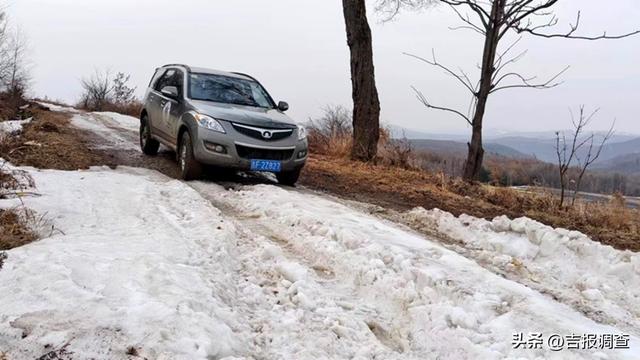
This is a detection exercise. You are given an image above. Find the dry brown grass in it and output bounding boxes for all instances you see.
[0,208,37,250]
[102,100,142,118]
[301,154,640,251]
[308,126,416,169]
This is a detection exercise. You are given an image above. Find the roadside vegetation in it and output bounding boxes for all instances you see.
[0,7,42,253]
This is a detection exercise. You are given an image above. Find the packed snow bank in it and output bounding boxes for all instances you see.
[403,208,640,334]
[0,167,251,359]
[193,183,640,359]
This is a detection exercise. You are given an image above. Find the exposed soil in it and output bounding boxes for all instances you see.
[300,155,514,218]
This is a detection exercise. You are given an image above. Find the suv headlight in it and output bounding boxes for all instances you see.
[297,125,307,140]
[194,113,225,133]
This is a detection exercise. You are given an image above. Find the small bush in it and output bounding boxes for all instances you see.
[307,105,353,157]
[307,104,416,168]
[78,70,141,117]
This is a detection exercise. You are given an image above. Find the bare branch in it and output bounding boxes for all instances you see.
[404,50,477,94]
[490,65,569,93]
[515,11,640,40]
[411,86,472,125]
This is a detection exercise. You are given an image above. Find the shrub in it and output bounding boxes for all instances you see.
[78,70,141,116]
[307,104,416,168]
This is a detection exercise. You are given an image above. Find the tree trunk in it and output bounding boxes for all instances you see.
[342,0,381,161]
[462,0,505,181]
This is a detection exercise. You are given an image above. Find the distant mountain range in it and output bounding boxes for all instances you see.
[391,125,640,173]
[408,139,532,159]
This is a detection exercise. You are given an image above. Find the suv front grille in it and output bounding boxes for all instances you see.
[232,123,294,141]
[236,144,294,161]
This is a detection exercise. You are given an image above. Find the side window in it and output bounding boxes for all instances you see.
[153,69,184,96]
[154,69,175,92]
[167,69,184,95]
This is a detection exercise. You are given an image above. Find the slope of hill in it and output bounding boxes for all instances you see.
[597,138,640,163]
[408,139,531,159]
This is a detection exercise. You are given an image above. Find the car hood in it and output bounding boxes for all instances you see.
[190,100,297,129]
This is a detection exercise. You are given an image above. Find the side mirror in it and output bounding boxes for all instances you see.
[161,86,179,99]
[277,101,289,112]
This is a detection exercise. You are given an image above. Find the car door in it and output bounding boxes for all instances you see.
[149,69,174,140]
[162,69,186,145]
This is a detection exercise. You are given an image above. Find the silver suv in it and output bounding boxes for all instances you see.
[140,64,308,185]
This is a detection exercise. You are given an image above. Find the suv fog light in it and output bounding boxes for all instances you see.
[204,141,227,154]
[297,150,307,159]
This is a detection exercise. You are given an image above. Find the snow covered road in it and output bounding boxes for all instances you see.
[1,108,639,359]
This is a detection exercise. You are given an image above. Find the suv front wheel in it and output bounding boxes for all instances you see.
[140,116,160,155]
[276,168,302,186]
[178,131,203,181]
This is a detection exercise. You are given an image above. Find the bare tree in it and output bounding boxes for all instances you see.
[342,0,381,161]
[555,106,613,208]
[3,28,30,111]
[80,69,112,111]
[571,119,614,206]
[378,0,639,181]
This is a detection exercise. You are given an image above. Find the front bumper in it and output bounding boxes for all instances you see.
[191,124,308,172]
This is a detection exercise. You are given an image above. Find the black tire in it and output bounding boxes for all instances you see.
[178,131,202,181]
[276,168,302,186]
[140,116,160,156]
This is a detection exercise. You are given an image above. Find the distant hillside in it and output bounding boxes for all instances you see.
[596,138,640,163]
[592,152,640,175]
[408,139,531,159]
[489,136,557,162]
[388,125,468,141]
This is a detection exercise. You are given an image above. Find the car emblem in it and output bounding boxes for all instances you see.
[262,131,273,139]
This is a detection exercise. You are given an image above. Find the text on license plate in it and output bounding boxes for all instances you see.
[250,159,282,172]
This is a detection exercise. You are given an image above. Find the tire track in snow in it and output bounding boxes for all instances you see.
[191,181,408,358]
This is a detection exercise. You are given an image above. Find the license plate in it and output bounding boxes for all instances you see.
[250,159,282,173]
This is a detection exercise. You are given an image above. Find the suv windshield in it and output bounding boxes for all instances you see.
[189,73,274,108]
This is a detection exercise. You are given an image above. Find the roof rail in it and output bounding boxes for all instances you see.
[231,72,258,81]
[161,63,191,72]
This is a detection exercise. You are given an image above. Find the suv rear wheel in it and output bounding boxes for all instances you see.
[140,116,160,155]
[276,168,302,186]
[178,131,203,181]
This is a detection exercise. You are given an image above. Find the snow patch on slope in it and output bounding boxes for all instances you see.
[93,111,139,132]
[0,118,32,137]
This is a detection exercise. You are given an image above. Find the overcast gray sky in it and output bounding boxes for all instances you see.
[10,0,640,135]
